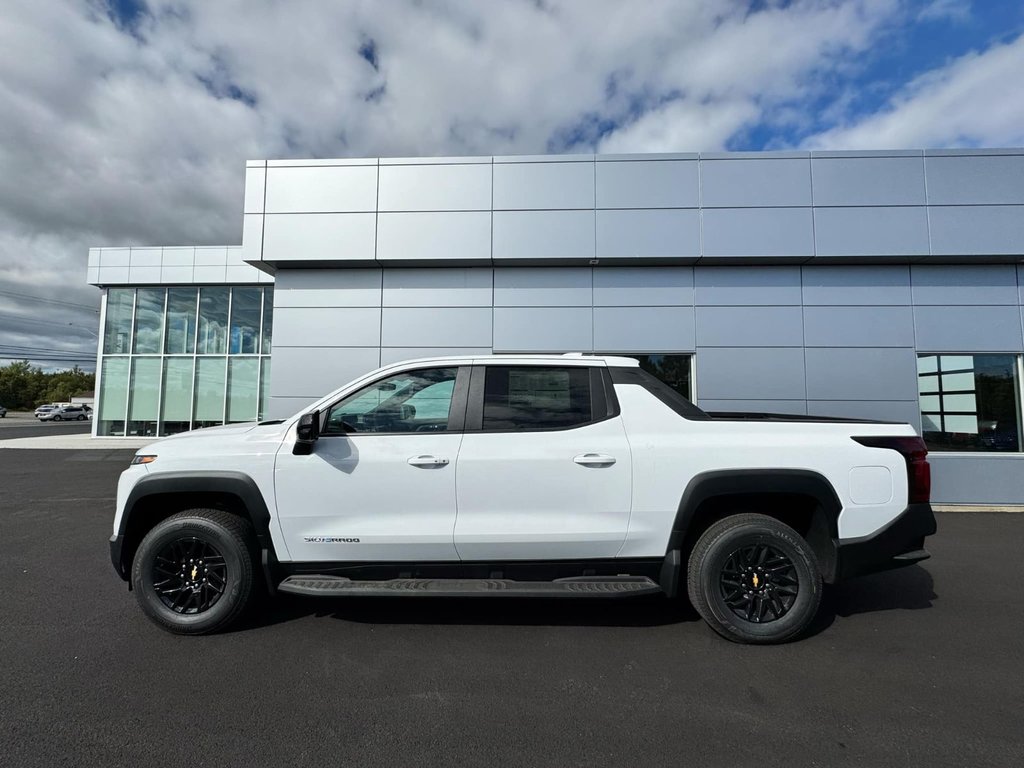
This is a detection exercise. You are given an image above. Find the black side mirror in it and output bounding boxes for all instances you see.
[293,410,320,455]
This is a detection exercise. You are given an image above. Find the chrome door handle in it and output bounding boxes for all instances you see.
[573,453,616,466]
[408,455,450,467]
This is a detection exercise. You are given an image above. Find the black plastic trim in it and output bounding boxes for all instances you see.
[608,366,710,421]
[112,471,276,583]
[836,503,936,580]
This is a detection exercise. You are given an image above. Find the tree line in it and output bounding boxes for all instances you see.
[0,361,95,410]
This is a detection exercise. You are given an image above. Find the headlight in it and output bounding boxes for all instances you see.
[131,455,157,466]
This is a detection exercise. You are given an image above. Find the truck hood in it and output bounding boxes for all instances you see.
[133,420,291,456]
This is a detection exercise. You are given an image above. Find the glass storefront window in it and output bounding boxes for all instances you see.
[918,354,1023,452]
[198,286,229,354]
[229,287,262,354]
[97,285,273,436]
[165,288,198,354]
[227,358,259,422]
[601,353,694,400]
[160,358,194,436]
[97,356,130,436]
[103,289,134,354]
[133,288,165,354]
[127,357,161,437]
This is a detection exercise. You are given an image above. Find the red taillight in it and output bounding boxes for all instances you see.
[852,436,931,504]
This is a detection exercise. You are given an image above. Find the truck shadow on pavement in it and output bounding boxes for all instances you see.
[241,564,936,633]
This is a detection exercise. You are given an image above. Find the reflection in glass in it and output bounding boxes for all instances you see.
[127,357,161,437]
[261,288,274,354]
[194,357,227,428]
[197,287,229,354]
[227,358,259,422]
[161,358,194,435]
[631,354,692,400]
[132,288,165,354]
[918,354,1021,452]
[164,287,197,354]
[482,366,590,430]
[229,287,261,354]
[325,368,458,434]
[103,289,135,354]
[98,357,130,436]
[259,358,271,421]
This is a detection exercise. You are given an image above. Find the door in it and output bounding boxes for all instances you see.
[274,365,468,562]
[454,364,632,560]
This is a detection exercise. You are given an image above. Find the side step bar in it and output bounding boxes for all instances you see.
[277,575,663,598]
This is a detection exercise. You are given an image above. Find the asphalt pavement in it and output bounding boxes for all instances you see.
[1,448,1022,767]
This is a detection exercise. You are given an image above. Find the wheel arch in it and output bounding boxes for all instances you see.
[113,472,275,588]
[668,470,842,585]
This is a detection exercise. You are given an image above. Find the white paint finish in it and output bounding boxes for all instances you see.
[493,267,592,306]
[700,158,811,207]
[813,206,930,257]
[595,159,699,208]
[596,208,701,260]
[382,268,491,307]
[194,246,229,265]
[241,213,263,265]
[275,268,382,307]
[226,265,263,283]
[454,417,632,559]
[696,306,803,347]
[696,347,807,399]
[127,265,161,283]
[88,249,100,268]
[264,165,378,213]
[380,347,492,365]
[914,305,1024,352]
[272,307,382,347]
[493,161,594,210]
[193,265,227,283]
[267,158,377,167]
[380,307,492,347]
[849,466,893,505]
[593,267,694,306]
[262,213,376,264]
[86,266,100,285]
[803,306,915,347]
[910,264,1019,306]
[695,266,803,306]
[128,247,162,267]
[492,307,593,352]
[275,432,464,561]
[492,210,595,261]
[593,306,695,351]
[269,347,381,398]
[226,246,248,265]
[801,265,911,306]
[701,208,815,258]
[376,212,491,262]
[378,163,492,211]
[160,266,194,284]
[811,156,926,206]
[244,165,266,213]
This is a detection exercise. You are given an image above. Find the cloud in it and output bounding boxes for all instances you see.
[917,0,971,23]
[803,33,1024,149]
[0,0,1017,369]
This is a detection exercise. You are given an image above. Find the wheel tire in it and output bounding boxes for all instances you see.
[132,509,256,635]
[53,415,62,421]
[77,415,86,421]
[687,513,822,645]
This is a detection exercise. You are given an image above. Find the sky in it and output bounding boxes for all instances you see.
[1,0,1023,372]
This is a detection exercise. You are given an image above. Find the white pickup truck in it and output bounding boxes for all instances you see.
[110,354,935,643]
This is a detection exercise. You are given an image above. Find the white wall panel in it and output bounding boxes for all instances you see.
[376,212,491,263]
[269,347,381,399]
[383,268,491,307]
[593,307,695,351]
[493,307,593,352]
[264,165,377,213]
[494,267,591,306]
[493,161,594,209]
[378,163,491,211]
[596,160,698,208]
[492,210,595,261]
[272,307,381,347]
[381,307,492,347]
[262,213,376,264]
[593,267,694,306]
[596,209,700,261]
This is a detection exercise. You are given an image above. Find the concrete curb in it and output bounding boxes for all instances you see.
[0,434,154,450]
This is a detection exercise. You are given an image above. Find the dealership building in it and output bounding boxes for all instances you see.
[87,148,1024,504]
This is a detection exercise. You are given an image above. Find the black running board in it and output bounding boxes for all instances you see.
[277,574,663,598]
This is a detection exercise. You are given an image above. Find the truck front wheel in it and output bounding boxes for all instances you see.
[132,509,256,635]
[687,513,822,644]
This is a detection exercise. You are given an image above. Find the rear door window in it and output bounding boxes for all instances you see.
[481,366,594,431]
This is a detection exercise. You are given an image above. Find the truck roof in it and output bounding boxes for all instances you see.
[380,353,643,369]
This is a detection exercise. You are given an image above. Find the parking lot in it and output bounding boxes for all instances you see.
[1,447,1022,767]
[0,411,92,440]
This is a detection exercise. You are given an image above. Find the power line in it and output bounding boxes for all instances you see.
[0,290,99,313]
[0,311,100,333]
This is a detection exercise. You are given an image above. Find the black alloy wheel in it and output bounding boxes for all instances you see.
[132,509,256,635]
[687,513,822,644]
[152,537,228,615]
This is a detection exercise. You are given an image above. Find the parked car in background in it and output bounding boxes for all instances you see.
[34,404,59,419]
[39,405,89,421]
[0,404,7,418]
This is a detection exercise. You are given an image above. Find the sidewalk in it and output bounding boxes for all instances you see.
[0,432,155,449]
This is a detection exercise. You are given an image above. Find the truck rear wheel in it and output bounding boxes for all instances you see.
[687,513,822,644]
[132,509,256,635]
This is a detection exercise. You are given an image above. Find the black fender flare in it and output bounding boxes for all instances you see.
[667,469,843,553]
[112,471,276,585]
